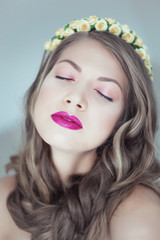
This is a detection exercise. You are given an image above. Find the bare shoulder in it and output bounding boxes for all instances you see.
[0,176,17,238]
[0,176,18,235]
[0,176,17,211]
[0,175,16,195]
[0,176,30,239]
[109,185,160,240]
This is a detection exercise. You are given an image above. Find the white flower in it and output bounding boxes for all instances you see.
[142,44,148,51]
[132,30,136,35]
[121,24,130,33]
[122,32,135,43]
[145,54,151,66]
[88,16,98,25]
[133,37,143,47]
[150,74,153,81]
[69,20,80,29]
[55,28,64,38]
[145,63,152,76]
[135,48,147,60]
[95,19,108,31]
[77,19,90,32]
[52,38,62,49]
[63,28,75,38]
[109,24,122,36]
[105,18,116,24]
[44,40,54,51]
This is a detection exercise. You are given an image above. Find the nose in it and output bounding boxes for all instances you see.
[63,89,88,111]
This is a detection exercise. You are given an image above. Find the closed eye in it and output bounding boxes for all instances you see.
[96,90,113,102]
[55,75,74,81]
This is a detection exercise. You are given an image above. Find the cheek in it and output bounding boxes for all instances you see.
[36,86,52,106]
[93,103,124,133]
[33,87,53,126]
[34,83,58,113]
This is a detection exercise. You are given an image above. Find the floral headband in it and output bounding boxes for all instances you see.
[44,16,153,80]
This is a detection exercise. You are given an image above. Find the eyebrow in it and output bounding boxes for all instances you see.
[57,59,123,93]
[97,77,123,93]
[57,59,82,72]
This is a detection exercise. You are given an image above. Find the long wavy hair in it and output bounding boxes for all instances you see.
[7,31,160,240]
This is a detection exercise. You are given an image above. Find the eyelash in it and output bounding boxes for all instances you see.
[56,75,113,102]
[96,90,113,102]
[55,75,74,81]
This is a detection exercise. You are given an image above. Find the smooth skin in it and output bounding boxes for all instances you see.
[0,39,160,239]
[33,39,127,181]
[0,177,30,240]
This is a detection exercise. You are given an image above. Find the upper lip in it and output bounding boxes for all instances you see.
[51,111,83,128]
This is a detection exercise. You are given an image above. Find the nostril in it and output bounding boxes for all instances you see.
[64,99,83,109]
[77,104,82,108]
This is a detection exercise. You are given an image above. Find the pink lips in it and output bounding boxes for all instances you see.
[51,111,83,130]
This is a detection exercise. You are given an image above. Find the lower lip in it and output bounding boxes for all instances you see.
[51,115,82,130]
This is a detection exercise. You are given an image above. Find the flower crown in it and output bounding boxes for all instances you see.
[44,16,153,80]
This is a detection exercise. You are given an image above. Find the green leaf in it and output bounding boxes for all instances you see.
[64,24,69,30]
[90,24,95,28]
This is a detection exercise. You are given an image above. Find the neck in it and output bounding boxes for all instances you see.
[51,147,97,182]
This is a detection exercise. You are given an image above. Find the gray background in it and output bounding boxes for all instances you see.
[0,0,160,177]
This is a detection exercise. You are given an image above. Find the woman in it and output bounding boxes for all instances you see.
[0,16,160,240]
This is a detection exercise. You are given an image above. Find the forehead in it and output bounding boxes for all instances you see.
[57,38,124,71]
[58,38,115,62]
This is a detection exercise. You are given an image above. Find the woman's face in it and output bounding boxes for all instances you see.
[33,38,127,153]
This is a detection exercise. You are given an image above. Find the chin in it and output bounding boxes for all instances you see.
[43,133,77,150]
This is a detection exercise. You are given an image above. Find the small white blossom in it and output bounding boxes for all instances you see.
[63,28,75,38]
[109,24,122,36]
[145,54,151,66]
[88,16,98,25]
[52,39,62,49]
[145,62,153,79]
[105,18,115,24]
[44,40,54,51]
[122,32,135,43]
[135,48,147,60]
[77,19,90,32]
[69,20,80,29]
[121,24,130,33]
[142,44,148,51]
[55,28,64,38]
[95,19,108,31]
[133,37,143,47]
